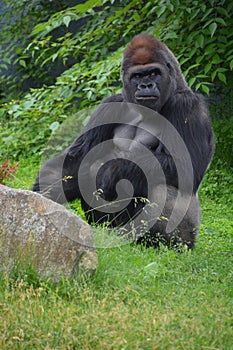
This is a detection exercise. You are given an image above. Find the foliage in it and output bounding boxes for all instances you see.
[0,160,19,184]
[212,116,233,169]
[0,0,233,161]
[27,0,233,91]
[201,162,233,205]
[0,87,73,159]
[155,0,233,93]
[1,0,232,97]
[200,113,233,204]
[0,0,75,96]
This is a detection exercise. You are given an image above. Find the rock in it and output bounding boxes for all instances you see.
[0,185,98,282]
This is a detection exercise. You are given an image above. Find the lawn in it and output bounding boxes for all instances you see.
[0,156,232,349]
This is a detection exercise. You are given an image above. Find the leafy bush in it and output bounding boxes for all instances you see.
[0,84,75,159]
[1,0,232,97]
[212,117,233,169]
[0,0,76,95]
[200,112,233,204]
[201,162,233,205]
[29,0,233,89]
[0,0,232,164]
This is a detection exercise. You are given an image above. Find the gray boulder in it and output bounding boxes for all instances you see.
[0,185,98,282]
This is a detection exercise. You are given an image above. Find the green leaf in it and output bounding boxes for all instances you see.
[49,121,60,133]
[19,60,26,68]
[52,53,58,62]
[196,34,204,48]
[216,7,228,17]
[87,90,93,100]
[204,63,212,74]
[32,23,47,35]
[201,8,213,21]
[156,5,166,17]
[215,18,226,26]
[23,100,34,109]
[196,56,204,64]
[63,16,71,28]
[200,4,206,12]
[230,59,233,70]
[195,82,201,91]
[133,13,140,21]
[201,84,210,94]
[11,104,20,113]
[211,70,217,81]
[205,44,216,55]
[188,77,196,87]
[212,54,223,64]
[218,72,227,84]
[209,22,217,37]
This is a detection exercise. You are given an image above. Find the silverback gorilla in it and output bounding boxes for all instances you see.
[33,34,215,248]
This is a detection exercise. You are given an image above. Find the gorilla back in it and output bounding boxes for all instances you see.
[33,34,215,249]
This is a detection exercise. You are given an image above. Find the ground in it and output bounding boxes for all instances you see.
[0,156,232,349]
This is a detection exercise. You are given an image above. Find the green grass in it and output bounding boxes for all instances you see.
[0,157,232,349]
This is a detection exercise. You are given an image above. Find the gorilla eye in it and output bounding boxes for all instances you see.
[149,69,161,77]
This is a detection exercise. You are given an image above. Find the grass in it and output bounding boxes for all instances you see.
[0,157,232,349]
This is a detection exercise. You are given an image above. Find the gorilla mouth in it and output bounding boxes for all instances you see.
[136,95,159,100]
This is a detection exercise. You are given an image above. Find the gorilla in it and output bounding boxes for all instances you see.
[33,34,215,248]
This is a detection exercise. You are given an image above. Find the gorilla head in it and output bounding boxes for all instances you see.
[122,34,189,111]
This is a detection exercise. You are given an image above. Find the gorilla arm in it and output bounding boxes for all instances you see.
[33,94,123,203]
[67,94,123,159]
[161,91,215,193]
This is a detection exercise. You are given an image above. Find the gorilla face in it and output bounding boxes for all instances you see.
[123,63,173,111]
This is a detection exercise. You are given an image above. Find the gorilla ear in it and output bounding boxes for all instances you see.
[166,62,172,70]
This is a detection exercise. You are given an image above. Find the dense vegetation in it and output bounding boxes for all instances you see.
[0,1,232,349]
[1,0,233,160]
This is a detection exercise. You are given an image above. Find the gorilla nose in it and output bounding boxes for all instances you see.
[138,82,156,90]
